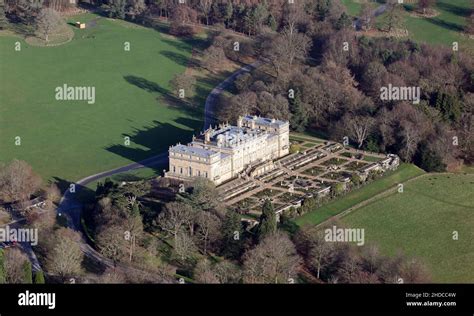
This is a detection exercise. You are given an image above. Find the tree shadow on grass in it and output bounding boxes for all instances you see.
[105,118,201,173]
[6,19,35,37]
[123,75,202,118]
[436,2,472,18]
[160,50,198,68]
[159,32,211,52]
[124,75,167,94]
[53,177,96,207]
[425,16,465,33]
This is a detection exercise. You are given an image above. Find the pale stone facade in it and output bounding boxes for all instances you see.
[165,116,290,185]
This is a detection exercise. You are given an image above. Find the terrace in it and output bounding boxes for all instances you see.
[218,135,400,223]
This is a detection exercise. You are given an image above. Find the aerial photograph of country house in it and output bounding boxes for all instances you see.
[0,0,473,285]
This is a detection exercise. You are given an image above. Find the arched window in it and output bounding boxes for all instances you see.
[189,166,192,176]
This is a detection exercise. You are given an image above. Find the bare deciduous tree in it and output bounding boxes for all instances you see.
[195,211,221,253]
[4,248,28,284]
[293,224,338,281]
[42,183,61,204]
[197,0,212,25]
[418,0,435,15]
[308,231,336,279]
[399,258,432,283]
[169,73,196,99]
[466,12,474,35]
[194,259,219,284]
[36,8,62,42]
[47,228,83,279]
[399,120,422,161]
[214,260,241,284]
[123,213,143,262]
[341,113,375,148]
[200,45,226,73]
[174,229,196,261]
[156,202,193,245]
[0,160,42,203]
[283,0,306,31]
[96,224,128,264]
[97,268,126,284]
[360,3,373,31]
[264,24,311,79]
[243,232,301,284]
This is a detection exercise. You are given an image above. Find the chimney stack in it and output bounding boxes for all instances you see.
[237,116,243,128]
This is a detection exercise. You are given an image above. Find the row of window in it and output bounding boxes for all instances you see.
[172,165,208,178]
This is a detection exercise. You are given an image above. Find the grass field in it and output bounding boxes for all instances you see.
[0,13,204,182]
[341,0,380,17]
[403,0,472,49]
[294,164,425,226]
[342,0,473,51]
[342,173,474,282]
[341,0,365,17]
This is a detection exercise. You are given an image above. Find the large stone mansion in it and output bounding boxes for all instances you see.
[165,115,290,185]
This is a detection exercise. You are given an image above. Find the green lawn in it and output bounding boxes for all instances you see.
[342,0,473,51]
[342,173,474,282]
[0,13,203,183]
[289,132,325,143]
[403,0,473,50]
[341,0,364,17]
[363,155,382,162]
[341,0,380,17]
[295,164,425,226]
[84,166,163,192]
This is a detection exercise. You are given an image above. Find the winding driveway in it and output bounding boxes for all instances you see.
[56,60,262,270]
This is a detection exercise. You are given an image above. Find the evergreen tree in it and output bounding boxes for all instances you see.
[385,2,404,32]
[268,14,277,31]
[435,91,462,122]
[109,0,127,19]
[0,0,8,30]
[95,178,118,199]
[243,8,254,36]
[253,3,269,33]
[331,183,345,197]
[335,12,351,30]
[257,199,276,241]
[221,210,243,258]
[415,143,446,172]
[34,271,45,284]
[315,0,331,21]
[224,1,233,28]
[289,91,308,132]
[22,261,32,284]
[0,249,6,284]
[211,2,222,23]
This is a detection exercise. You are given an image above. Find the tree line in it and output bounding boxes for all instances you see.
[208,0,473,171]
[85,176,431,284]
[0,159,433,284]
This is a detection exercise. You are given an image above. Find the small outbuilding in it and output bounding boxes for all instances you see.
[75,22,86,29]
